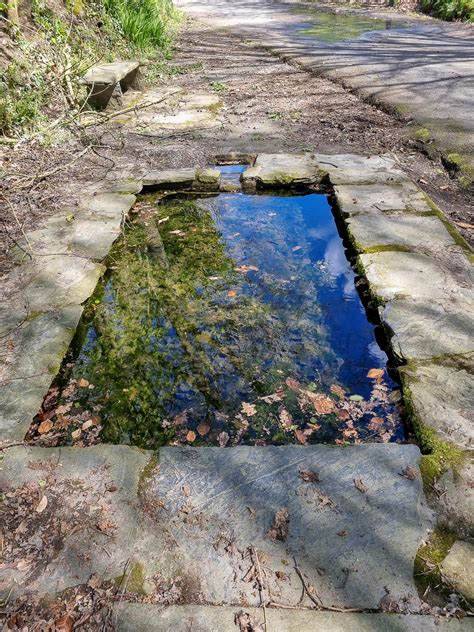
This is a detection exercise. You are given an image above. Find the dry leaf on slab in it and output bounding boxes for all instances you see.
[36,495,48,513]
[235,611,265,632]
[400,465,417,480]
[354,478,368,493]
[266,508,289,542]
[299,470,320,483]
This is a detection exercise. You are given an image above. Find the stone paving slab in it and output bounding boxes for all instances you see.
[78,192,137,219]
[345,214,456,252]
[0,445,159,599]
[113,603,473,631]
[380,298,474,363]
[334,182,433,216]
[242,153,327,188]
[315,153,410,185]
[441,540,474,601]
[142,168,197,190]
[400,361,474,451]
[358,250,472,303]
[142,445,428,610]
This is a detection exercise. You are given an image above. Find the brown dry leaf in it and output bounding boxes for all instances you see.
[78,378,90,388]
[186,430,196,443]
[241,402,257,417]
[306,392,335,415]
[16,559,31,572]
[38,419,53,434]
[235,610,265,632]
[54,615,74,632]
[235,265,259,273]
[336,409,350,421]
[96,520,116,533]
[455,221,474,230]
[368,416,384,431]
[279,408,293,430]
[330,384,345,398]
[71,429,81,440]
[292,245,302,252]
[36,495,48,513]
[401,465,417,481]
[337,529,348,537]
[294,429,307,444]
[299,470,320,483]
[266,508,289,542]
[285,377,300,392]
[367,368,384,380]
[354,478,368,493]
[182,484,191,497]
[56,414,71,429]
[82,419,93,431]
[54,402,72,415]
[227,290,237,298]
[342,427,358,439]
[197,422,210,436]
[217,431,230,447]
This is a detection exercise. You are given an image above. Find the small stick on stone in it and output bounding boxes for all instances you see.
[293,555,323,608]
[251,546,269,631]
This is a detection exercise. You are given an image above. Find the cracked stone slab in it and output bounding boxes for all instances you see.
[19,255,105,311]
[400,361,474,450]
[241,153,327,188]
[358,250,472,303]
[315,153,410,185]
[441,540,474,601]
[78,192,137,219]
[0,445,160,599]
[334,182,433,216]
[142,445,427,610]
[380,298,474,363]
[113,604,474,632]
[345,213,456,252]
[435,456,474,537]
[142,168,197,190]
[134,109,220,130]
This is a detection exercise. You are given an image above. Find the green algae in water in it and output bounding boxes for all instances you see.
[292,10,407,43]
[53,192,403,448]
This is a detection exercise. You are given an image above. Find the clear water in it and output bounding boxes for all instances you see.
[36,191,403,448]
[292,9,408,43]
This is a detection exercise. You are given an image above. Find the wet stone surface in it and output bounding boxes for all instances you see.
[30,191,404,449]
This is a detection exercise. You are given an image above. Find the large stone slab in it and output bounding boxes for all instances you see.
[358,250,472,303]
[142,168,197,190]
[0,445,160,598]
[19,255,105,311]
[345,213,455,252]
[334,182,433,216]
[78,192,137,219]
[381,298,474,363]
[114,604,472,632]
[82,61,140,86]
[441,540,474,601]
[400,360,474,450]
[242,154,327,189]
[142,445,428,610]
[315,153,409,185]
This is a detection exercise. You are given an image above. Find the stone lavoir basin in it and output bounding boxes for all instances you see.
[28,165,405,450]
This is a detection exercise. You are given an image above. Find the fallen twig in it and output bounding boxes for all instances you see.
[251,546,269,631]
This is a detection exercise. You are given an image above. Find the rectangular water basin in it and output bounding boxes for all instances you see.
[30,186,404,448]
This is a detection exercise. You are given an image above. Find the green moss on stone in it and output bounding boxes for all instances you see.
[138,454,159,496]
[115,562,146,594]
[414,527,456,597]
[412,127,431,143]
[422,194,472,254]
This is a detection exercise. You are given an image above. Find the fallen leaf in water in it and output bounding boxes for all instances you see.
[266,508,289,541]
[38,420,53,434]
[82,419,93,431]
[292,245,302,252]
[259,390,284,404]
[304,392,335,415]
[217,431,229,447]
[235,265,259,273]
[330,384,345,398]
[367,368,384,380]
[354,478,368,493]
[368,416,384,431]
[268,212,277,217]
[349,394,364,402]
[400,465,417,480]
[241,402,257,417]
[169,229,186,236]
[186,430,196,443]
[279,408,293,430]
[294,429,307,444]
[71,429,81,440]
[78,378,89,388]
[299,470,320,483]
[336,409,350,421]
[197,422,210,436]
[227,290,237,298]
[285,377,301,392]
[157,216,170,224]
[36,495,48,513]
[342,427,358,439]
[54,402,72,415]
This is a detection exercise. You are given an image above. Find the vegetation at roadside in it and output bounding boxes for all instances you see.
[419,0,473,22]
[0,0,180,139]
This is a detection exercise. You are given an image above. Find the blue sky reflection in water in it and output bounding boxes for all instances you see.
[57,190,403,448]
